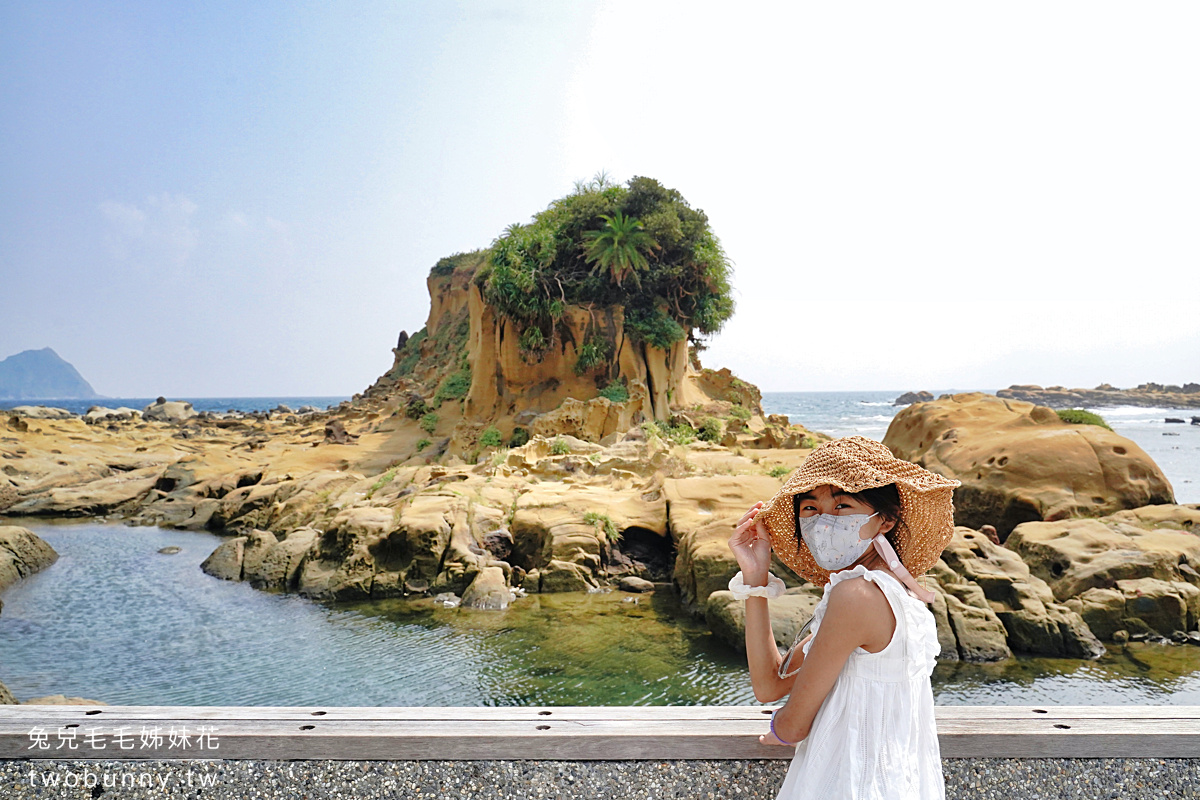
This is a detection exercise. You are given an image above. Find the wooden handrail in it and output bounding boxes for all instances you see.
[2,706,1198,760]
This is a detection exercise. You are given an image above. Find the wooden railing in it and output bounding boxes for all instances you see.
[2,705,1198,760]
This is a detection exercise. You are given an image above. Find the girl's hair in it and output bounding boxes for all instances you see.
[792,483,907,554]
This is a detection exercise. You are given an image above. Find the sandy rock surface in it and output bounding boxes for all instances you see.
[884,392,1174,537]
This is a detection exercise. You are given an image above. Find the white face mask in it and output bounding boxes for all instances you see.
[799,512,878,570]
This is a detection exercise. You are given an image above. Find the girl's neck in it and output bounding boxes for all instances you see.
[840,540,895,579]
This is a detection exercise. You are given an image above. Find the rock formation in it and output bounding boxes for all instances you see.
[1007,504,1200,641]
[883,392,1174,538]
[997,382,1200,409]
[0,526,58,593]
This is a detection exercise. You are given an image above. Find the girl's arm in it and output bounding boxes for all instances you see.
[730,505,796,702]
[762,576,896,745]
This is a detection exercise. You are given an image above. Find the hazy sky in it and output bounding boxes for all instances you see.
[2,1,1197,397]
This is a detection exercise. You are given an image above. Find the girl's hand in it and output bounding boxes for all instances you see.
[728,502,772,584]
[759,729,796,747]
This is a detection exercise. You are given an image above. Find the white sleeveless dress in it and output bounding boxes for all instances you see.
[775,565,944,800]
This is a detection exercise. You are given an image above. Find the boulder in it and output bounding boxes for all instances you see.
[0,680,15,705]
[539,559,597,592]
[938,585,1012,662]
[667,475,788,608]
[83,406,140,424]
[200,536,246,581]
[529,397,639,443]
[9,406,73,419]
[142,399,198,423]
[938,527,1103,658]
[461,566,515,610]
[247,528,319,591]
[705,588,823,652]
[883,392,1174,537]
[619,576,655,593]
[0,526,58,592]
[894,391,934,406]
[1005,505,1200,601]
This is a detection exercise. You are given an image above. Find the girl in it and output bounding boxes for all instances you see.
[727,436,959,799]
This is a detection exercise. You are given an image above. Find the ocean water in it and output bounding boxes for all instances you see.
[0,396,351,415]
[761,391,1200,504]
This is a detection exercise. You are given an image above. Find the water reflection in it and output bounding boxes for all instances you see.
[2,521,1200,706]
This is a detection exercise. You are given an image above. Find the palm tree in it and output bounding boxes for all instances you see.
[583,212,658,288]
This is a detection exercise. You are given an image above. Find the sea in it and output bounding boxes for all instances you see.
[760,390,1200,505]
[0,396,351,416]
[1,391,1196,503]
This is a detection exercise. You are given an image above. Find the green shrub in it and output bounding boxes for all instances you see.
[475,175,734,356]
[518,325,547,356]
[508,427,530,447]
[625,305,686,350]
[584,511,620,542]
[550,437,571,456]
[392,328,427,377]
[434,367,472,405]
[429,249,486,278]
[729,405,751,421]
[697,417,722,442]
[1056,409,1113,430]
[766,465,790,478]
[416,438,432,452]
[479,426,503,448]
[652,419,695,446]
[405,397,429,420]
[598,381,629,403]
[419,412,439,434]
[367,469,396,498]
[573,334,612,375]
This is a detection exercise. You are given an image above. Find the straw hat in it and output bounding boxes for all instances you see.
[757,436,961,586]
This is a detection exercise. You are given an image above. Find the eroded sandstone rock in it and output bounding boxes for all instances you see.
[667,475,788,609]
[705,587,822,652]
[0,526,58,592]
[884,392,1174,537]
[938,527,1103,658]
[1009,505,1200,640]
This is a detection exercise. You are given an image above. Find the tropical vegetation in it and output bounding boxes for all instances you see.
[474,174,735,356]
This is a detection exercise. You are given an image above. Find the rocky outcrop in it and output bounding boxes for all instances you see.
[8,406,74,419]
[883,392,1174,538]
[6,465,166,517]
[894,391,934,406]
[998,383,1200,409]
[1007,504,1200,641]
[0,680,15,704]
[0,526,58,593]
[668,475,791,609]
[705,586,823,652]
[937,527,1103,658]
[142,399,198,423]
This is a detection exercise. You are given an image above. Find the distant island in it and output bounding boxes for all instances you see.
[0,348,100,400]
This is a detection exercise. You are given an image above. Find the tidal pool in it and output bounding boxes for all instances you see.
[2,521,1199,706]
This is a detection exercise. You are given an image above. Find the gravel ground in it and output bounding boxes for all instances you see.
[0,759,1197,799]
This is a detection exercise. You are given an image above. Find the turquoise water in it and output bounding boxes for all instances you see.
[2,522,1200,706]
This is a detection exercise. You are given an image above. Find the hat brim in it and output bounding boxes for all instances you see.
[757,436,960,585]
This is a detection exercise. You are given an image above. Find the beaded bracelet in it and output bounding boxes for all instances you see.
[769,708,797,746]
[727,571,786,600]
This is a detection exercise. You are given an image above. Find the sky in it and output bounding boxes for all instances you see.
[2,1,1197,397]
